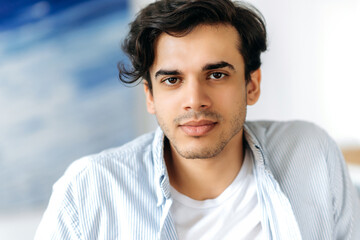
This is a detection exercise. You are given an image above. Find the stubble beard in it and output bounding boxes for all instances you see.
[156,106,247,160]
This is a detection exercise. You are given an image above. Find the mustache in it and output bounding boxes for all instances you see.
[174,110,223,125]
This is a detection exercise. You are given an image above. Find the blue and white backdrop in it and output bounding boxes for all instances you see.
[0,0,141,225]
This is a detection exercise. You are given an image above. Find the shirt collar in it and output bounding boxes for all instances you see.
[151,123,302,239]
[243,122,268,167]
[152,127,171,207]
[243,122,303,239]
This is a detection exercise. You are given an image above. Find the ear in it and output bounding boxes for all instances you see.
[144,82,155,114]
[246,68,261,105]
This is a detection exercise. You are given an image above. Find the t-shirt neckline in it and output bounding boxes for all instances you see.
[170,147,252,209]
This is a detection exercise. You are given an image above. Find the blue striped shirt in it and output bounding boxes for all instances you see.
[35,121,360,239]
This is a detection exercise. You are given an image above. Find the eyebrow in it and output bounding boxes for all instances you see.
[202,61,235,71]
[154,61,235,79]
[155,70,181,79]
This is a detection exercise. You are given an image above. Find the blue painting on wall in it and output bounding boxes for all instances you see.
[0,0,137,211]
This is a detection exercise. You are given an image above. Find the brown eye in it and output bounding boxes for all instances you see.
[209,72,226,79]
[163,77,180,85]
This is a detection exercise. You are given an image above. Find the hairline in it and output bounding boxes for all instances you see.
[147,23,244,87]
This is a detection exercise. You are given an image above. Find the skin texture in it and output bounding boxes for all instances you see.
[144,24,261,200]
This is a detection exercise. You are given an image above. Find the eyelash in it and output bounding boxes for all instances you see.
[208,72,228,79]
[161,77,181,86]
[160,72,228,87]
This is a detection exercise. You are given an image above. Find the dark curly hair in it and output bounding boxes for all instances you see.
[118,0,267,92]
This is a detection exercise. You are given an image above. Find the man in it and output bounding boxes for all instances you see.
[35,0,360,239]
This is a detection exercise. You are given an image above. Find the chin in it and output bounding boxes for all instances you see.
[175,144,224,159]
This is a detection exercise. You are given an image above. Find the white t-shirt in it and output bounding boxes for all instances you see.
[170,147,263,240]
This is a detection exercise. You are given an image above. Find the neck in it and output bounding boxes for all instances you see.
[165,131,245,200]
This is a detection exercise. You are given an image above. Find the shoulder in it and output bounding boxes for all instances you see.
[245,120,331,152]
[55,131,156,190]
[36,131,159,239]
[245,120,339,181]
[245,120,328,139]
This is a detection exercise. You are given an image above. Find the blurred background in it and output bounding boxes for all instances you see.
[0,0,359,239]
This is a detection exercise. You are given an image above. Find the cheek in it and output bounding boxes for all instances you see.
[153,96,176,120]
[153,90,182,111]
[216,87,245,105]
[215,89,247,118]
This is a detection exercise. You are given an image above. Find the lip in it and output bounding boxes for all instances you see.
[179,120,217,136]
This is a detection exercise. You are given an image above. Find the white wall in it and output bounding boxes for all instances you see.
[131,0,360,146]
[0,208,44,240]
[248,0,360,146]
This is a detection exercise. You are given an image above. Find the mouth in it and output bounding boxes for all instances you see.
[179,120,218,137]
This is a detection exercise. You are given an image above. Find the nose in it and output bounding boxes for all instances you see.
[181,79,212,111]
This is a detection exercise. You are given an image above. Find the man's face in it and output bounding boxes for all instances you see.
[145,24,260,159]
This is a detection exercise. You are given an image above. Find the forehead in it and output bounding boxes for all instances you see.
[150,24,243,74]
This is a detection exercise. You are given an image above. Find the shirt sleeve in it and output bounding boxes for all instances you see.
[34,173,82,240]
[327,137,360,240]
